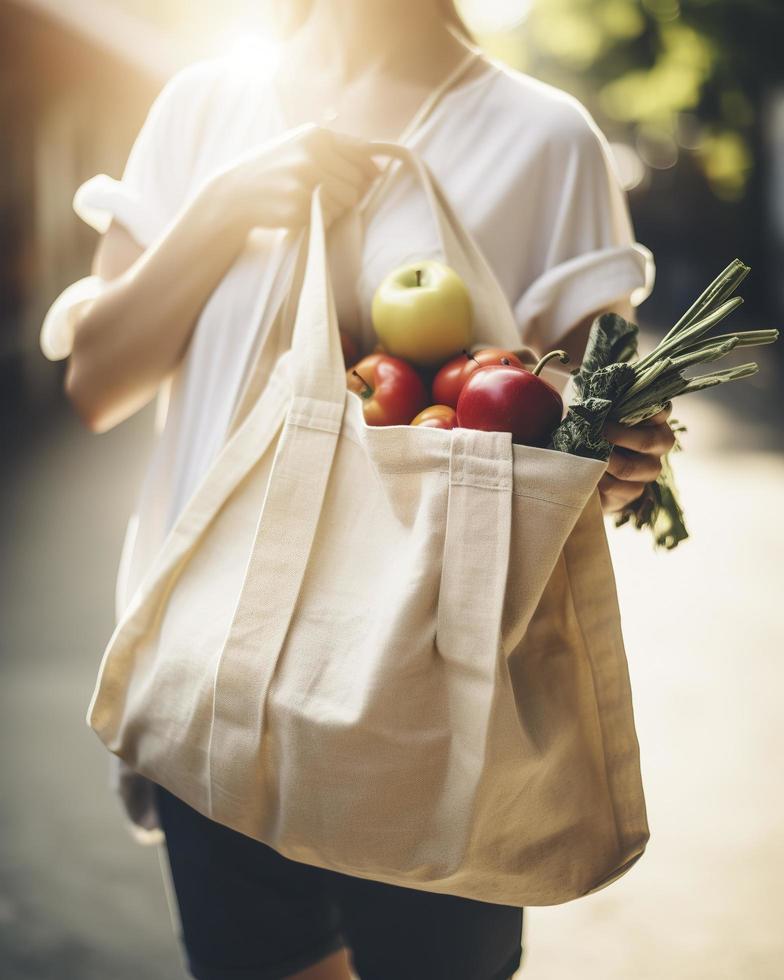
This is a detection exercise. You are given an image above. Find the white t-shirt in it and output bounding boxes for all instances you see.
[50,46,654,838]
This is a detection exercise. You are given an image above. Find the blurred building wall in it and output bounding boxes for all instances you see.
[0,0,169,415]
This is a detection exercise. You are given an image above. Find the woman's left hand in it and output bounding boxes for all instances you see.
[598,404,677,514]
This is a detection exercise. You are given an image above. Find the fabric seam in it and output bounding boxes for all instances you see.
[560,518,623,857]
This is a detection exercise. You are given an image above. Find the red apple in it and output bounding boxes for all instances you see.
[410,405,457,429]
[347,353,429,426]
[432,348,529,408]
[455,350,570,447]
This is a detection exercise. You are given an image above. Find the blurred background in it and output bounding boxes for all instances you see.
[1,1,782,978]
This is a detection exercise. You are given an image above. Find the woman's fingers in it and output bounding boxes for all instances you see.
[602,415,676,456]
[311,142,384,221]
[225,122,386,232]
[321,146,380,192]
[599,402,674,514]
[329,130,386,179]
[644,403,673,425]
[298,172,367,226]
[338,147,386,182]
[598,473,647,511]
[284,127,384,226]
[321,171,362,210]
[606,447,662,483]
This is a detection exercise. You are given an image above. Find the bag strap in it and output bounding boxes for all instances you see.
[286,142,536,402]
[207,187,521,813]
[358,45,485,215]
[225,227,309,441]
[226,44,487,438]
[430,425,514,845]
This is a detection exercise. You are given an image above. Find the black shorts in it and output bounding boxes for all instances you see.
[153,782,525,980]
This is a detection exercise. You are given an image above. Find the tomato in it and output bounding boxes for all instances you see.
[346,353,429,426]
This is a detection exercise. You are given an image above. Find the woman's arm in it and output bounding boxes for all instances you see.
[553,297,633,368]
[64,188,247,433]
[64,124,381,434]
[555,301,676,515]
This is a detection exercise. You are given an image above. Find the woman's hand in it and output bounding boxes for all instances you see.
[207,122,383,235]
[598,404,676,514]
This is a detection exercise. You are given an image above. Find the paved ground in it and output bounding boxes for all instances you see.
[520,406,784,979]
[1,366,782,979]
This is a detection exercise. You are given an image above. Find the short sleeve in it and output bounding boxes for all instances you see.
[38,61,220,362]
[73,60,220,249]
[513,102,655,356]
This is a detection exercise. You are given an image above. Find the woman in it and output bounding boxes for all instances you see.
[46,1,673,978]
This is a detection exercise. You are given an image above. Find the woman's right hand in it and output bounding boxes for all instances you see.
[61,126,384,434]
[208,123,385,234]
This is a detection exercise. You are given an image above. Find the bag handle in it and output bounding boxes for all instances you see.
[226,43,487,436]
[358,141,534,355]
[286,142,536,404]
[225,226,311,441]
[208,176,523,813]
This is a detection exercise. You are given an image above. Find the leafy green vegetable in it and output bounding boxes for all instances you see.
[550,360,636,458]
[547,258,779,549]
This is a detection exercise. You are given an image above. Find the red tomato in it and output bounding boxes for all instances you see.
[432,348,528,408]
[347,353,429,426]
[410,404,457,429]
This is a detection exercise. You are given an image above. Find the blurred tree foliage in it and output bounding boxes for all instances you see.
[494,0,784,201]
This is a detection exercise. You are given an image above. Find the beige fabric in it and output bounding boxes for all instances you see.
[86,142,649,907]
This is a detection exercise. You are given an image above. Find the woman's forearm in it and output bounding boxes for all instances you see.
[64,126,383,433]
[554,298,635,370]
[64,176,250,433]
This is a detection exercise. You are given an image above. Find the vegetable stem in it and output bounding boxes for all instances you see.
[621,357,674,400]
[533,350,570,376]
[667,337,739,370]
[674,329,778,357]
[681,362,759,391]
[635,296,744,372]
[615,375,688,417]
[655,259,750,350]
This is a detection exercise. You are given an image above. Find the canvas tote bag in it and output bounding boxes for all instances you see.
[86,141,649,907]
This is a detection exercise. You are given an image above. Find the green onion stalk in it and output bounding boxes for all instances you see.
[546,259,779,550]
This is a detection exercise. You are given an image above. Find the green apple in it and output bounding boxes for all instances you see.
[371,259,472,367]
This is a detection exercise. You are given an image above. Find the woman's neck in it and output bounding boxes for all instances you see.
[286,0,467,87]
